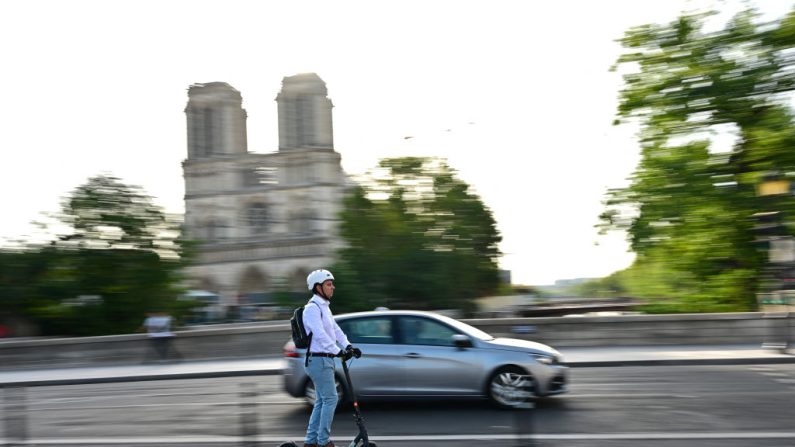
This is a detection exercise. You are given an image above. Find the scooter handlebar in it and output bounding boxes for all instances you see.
[344,345,362,359]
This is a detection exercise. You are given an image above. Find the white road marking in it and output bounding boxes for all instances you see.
[6,432,795,444]
[568,393,696,399]
[29,400,304,411]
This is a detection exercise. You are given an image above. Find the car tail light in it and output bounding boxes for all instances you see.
[283,340,300,358]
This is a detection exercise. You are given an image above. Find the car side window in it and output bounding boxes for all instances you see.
[339,317,394,344]
[399,316,457,347]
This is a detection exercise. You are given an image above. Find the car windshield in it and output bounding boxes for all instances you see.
[432,314,495,341]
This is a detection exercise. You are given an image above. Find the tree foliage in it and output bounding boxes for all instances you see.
[0,175,193,336]
[59,174,176,251]
[600,7,795,312]
[331,157,502,315]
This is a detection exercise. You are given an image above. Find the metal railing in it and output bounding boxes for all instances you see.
[1,371,268,447]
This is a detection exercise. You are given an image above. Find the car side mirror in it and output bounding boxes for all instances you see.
[452,334,472,349]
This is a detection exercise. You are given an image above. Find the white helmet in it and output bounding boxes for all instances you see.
[307,269,335,290]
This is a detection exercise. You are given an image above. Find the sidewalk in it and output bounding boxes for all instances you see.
[1,344,793,387]
[561,343,794,367]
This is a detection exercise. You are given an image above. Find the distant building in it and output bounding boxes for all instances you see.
[182,74,350,309]
[553,278,596,288]
[536,277,599,298]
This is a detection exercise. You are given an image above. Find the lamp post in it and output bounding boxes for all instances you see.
[753,171,793,353]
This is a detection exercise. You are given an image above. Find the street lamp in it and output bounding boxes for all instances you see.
[753,171,793,353]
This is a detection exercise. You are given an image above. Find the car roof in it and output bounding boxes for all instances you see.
[333,309,496,341]
[336,309,443,320]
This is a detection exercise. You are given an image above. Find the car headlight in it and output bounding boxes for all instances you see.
[532,354,554,365]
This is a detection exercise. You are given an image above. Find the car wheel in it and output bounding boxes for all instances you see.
[304,376,345,407]
[488,366,535,409]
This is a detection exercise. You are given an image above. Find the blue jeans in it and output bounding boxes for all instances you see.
[305,356,338,445]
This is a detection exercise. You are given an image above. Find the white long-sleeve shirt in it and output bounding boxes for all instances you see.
[302,295,350,354]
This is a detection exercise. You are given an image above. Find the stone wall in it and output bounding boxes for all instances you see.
[0,313,783,370]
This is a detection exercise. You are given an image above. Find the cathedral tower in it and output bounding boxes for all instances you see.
[185,82,248,159]
[181,75,348,317]
[276,73,334,150]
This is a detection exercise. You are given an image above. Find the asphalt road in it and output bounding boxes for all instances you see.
[3,364,795,447]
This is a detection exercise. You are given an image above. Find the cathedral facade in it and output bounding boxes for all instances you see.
[181,73,350,309]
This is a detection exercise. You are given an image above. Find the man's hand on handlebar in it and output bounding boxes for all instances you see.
[344,344,362,359]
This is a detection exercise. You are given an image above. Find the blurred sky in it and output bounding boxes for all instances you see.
[1,0,793,286]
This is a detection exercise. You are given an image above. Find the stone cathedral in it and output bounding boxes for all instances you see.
[181,73,350,310]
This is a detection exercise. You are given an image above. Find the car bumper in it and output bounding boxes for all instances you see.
[528,362,569,396]
[544,365,569,395]
[283,357,307,398]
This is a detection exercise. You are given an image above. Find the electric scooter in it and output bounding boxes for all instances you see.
[280,350,376,447]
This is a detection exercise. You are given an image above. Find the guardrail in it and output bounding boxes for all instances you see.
[0,312,782,371]
[1,378,275,447]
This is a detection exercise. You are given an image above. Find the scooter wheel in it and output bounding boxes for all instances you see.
[366,442,378,447]
[278,442,299,447]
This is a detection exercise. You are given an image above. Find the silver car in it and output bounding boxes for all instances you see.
[282,310,568,408]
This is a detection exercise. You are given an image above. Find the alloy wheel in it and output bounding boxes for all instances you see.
[489,368,535,408]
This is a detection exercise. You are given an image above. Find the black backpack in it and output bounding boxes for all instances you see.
[290,302,319,349]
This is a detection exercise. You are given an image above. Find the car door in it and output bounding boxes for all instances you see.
[337,316,405,396]
[395,315,486,396]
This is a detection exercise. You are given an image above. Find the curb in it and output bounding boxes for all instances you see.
[569,357,795,367]
[4,355,795,387]
[0,367,283,388]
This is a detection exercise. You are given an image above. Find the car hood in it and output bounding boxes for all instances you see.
[482,337,561,356]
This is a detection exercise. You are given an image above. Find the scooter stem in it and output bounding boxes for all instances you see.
[340,358,370,447]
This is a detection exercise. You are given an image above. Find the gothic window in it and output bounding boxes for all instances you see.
[296,97,315,147]
[204,218,226,241]
[247,203,269,234]
[291,209,315,235]
[188,107,199,158]
[205,220,217,241]
[202,108,215,157]
[188,107,216,158]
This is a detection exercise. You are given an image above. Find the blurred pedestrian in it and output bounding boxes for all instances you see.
[140,311,180,363]
[302,269,361,447]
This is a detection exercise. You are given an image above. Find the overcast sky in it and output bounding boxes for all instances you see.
[1,0,792,285]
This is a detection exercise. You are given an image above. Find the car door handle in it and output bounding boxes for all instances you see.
[404,353,421,359]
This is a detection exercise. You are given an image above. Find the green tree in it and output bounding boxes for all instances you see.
[332,157,502,315]
[0,248,64,332]
[58,174,176,251]
[0,175,193,335]
[601,7,795,312]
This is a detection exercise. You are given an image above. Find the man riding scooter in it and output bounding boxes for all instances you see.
[302,269,362,447]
